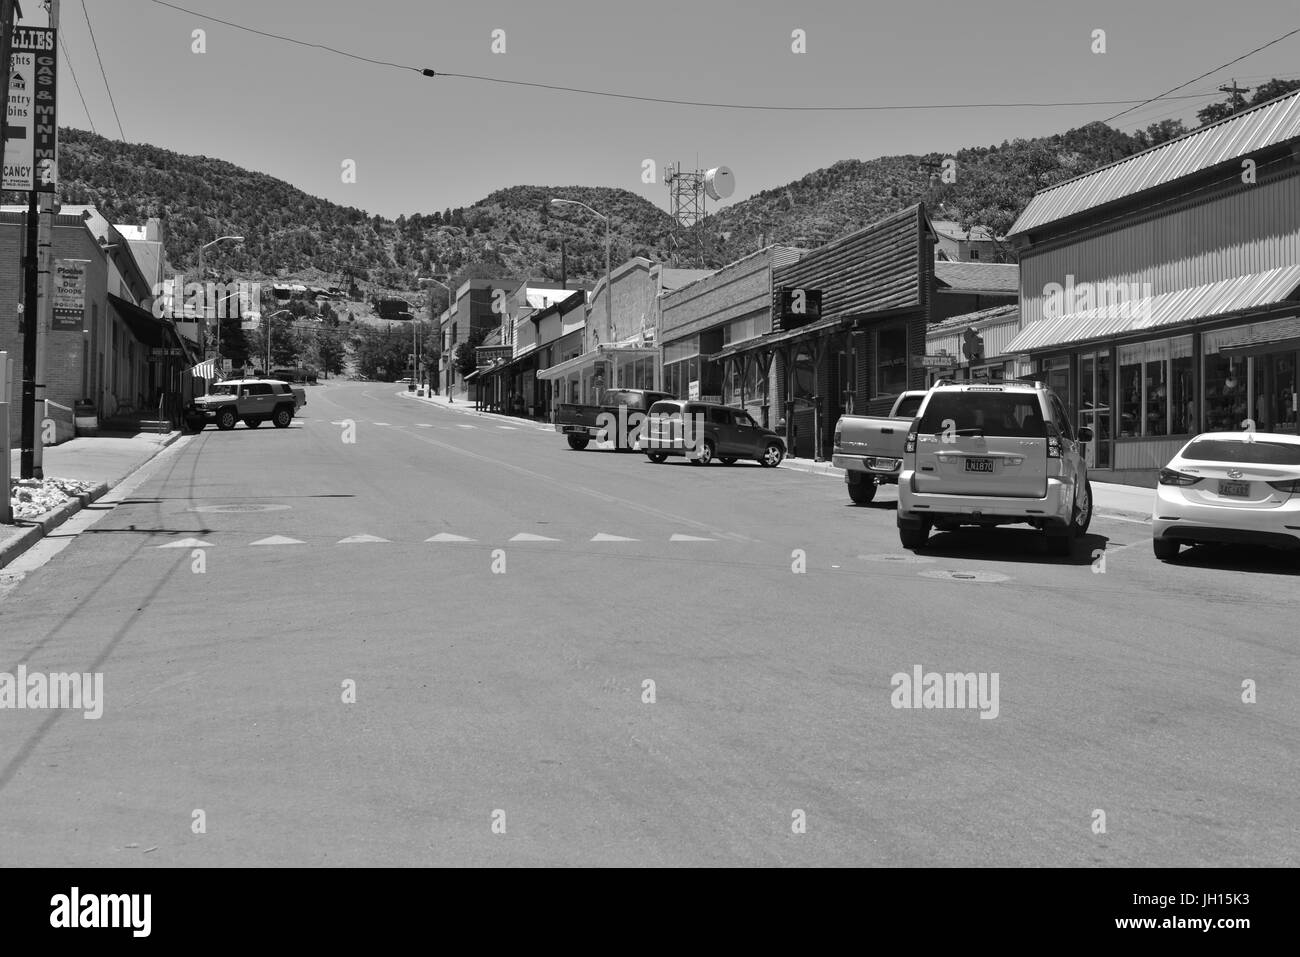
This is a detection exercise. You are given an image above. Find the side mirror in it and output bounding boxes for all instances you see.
[1077,426,1094,443]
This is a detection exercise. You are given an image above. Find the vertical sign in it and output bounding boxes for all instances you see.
[52,258,87,331]
[2,17,56,191]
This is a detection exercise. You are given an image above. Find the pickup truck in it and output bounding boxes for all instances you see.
[185,378,307,432]
[555,388,673,451]
[831,390,928,504]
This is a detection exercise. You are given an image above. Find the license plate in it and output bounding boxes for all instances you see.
[964,458,994,473]
[1218,480,1250,497]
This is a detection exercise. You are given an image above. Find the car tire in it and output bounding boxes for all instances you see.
[243,418,262,429]
[272,407,293,428]
[216,408,237,431]
[759,441,784,468]
[1071,480,1093,537]
[848,479,877,505]
[898,519,931,550]
[646,452,668,464]
[720,456,737,466]
[567,434,590,451]
[1152,538,1181,561]
[691,439,715,466]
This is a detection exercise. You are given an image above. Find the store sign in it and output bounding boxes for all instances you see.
[915,354,954,369]
[778,287,822,332]
[52,259,88,331]
[688,379,700,400]
[2,16,58,193]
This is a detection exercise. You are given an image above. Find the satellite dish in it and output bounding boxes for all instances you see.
[704,166,735,201]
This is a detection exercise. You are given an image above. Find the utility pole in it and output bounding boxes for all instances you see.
[1218,79,1251,114]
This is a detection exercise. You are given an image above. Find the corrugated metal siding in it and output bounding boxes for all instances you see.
[1010,90,1300,235]
[1007,264,1300,352]
[771,205,927,324]
[1020,172,1300,324]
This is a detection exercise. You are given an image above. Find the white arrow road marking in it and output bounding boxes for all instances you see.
[457,424,476,429]
[157,538,214,548]
[250,535,306,546]
[670,534,715,542]
[509,533,561,542]
[416,424,435,428]
[336,534,390,544]
[498,426,517,430]
[426,533,475,542]
[372,422,391,426]
[591,533,638,541]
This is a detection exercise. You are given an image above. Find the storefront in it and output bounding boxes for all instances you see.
[924,304,1025,385]
[1005,88,1300,483]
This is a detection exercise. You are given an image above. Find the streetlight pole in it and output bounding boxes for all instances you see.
[418,275,453,397]
[549,199,612,344]
[197,234,244,364]
[263,309,291,376]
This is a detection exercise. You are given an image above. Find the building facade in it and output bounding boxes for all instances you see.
[1004,89,1300,483]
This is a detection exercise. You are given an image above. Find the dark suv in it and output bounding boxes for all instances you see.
[643,400,786,467]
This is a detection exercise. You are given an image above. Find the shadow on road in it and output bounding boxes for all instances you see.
[1158,543,1300,577]
[915,527,1111,567]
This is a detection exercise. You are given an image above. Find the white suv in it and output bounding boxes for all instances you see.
[896,380,1093,556]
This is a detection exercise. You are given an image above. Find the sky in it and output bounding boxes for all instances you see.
[50,0,1300,221]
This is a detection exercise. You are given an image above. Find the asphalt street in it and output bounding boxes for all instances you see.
[1,381,1296,866]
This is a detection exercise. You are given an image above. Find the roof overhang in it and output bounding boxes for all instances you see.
[1005,265,1300,353]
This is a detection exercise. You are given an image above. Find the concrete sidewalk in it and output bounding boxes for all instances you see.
[780,456,1156,521]
[2,432,181,568]
[399,387,553,432]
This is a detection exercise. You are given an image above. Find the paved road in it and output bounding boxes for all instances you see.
[1,382,1296,866]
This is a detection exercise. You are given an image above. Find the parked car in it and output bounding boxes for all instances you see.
[185,378,306,432]
[1152,431,1300,560]
[832,389,929,504]
[642,400,786,467]
[554,388,673,451]
[896,379,1092,555]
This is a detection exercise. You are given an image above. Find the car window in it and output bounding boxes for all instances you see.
[708,407,730,424]
[210,384,236,396]
[896,394,924,418]
[1050,395,1075,440]
[248,383,273,395]
[917,392,1047,438]
[648,401,680,417]
[735,412,757,427]
[1182,439,1300,465]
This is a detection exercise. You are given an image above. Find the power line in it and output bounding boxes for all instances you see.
[81,0,126,139]
[1103,26,1300,123]
[141,0,1227,114]
[58,30,96,134]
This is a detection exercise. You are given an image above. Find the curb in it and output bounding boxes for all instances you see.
[398,390,554,432]
[0,432,181,571]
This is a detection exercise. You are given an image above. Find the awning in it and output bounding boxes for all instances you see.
[1218,317,1300,359]
[710,315,846,363]
[1006,264,1300,353]
[537,344,657,380]
[108,293,169,347]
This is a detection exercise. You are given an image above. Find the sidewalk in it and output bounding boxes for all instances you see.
[2,431,181,569]
[399,387,553,432]
[779,456,1155,522]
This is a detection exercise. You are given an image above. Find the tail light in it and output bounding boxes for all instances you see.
[1267,478,1300,493]
[904,430,917,454]
[833,428,842,451]
[1158,468,1202,487]
[1046,423,1062,458]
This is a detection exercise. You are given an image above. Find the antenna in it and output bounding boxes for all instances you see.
[665,161,734,268]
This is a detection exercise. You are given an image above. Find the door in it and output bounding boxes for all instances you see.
[707,406,736,453]
[732,409,761,455]
[1079,352,1111,469]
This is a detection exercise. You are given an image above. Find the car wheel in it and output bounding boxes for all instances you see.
[1152,537,1181,561]
[691,439,715,466]
[848,479,877,505]
[646,452,668,464]
[216,408,237,431]
[1071,480,1093,537]
[899,519,931,550]
[272,407,293,428]
[759,441,784,468]
[243,418,262,429]
[567,434,590,451]
[720,456,737,466]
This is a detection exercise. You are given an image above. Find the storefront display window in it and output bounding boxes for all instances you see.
[1119,345,1142,437]
[877,327,907,395]
[1203,353,1246,432]
[1170,337,1194,434]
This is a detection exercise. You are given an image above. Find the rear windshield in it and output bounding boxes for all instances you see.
[1182,439,1300,465]
[895,394,924,418]
[917,392,1047,438]
[648,401,683,417]
[603,390,654,410]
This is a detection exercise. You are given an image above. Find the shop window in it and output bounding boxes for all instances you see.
[1145,356,1168,437]
[877,327,907,395]
[1203,353,1246,433]
[1170,338,1195,434]
[1118,345,1142,437]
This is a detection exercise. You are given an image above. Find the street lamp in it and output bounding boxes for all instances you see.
[418,275,453,398]
[262,309,291,376]
[550,198,611,345]
[197,234,244,363]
